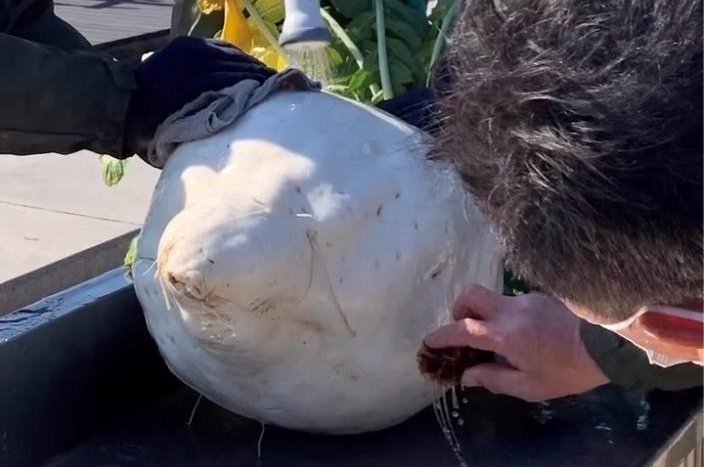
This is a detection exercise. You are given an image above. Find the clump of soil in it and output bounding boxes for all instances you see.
[417,343,495,386]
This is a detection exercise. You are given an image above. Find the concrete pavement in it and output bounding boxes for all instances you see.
[55,0,173,45]
[0,152,159,283]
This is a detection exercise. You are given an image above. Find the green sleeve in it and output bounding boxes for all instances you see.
[0,34,136,157]
[581,321,702,393]
[10,1,92,51]
[0,0,136,157]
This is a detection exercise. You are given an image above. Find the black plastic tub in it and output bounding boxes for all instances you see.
[0,269,701,467]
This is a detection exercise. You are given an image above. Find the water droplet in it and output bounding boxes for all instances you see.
[461,398,468,404]
[289,104,297,111]
[432,390,467,467]
[636,399,651,431]
[451,411,460,418]
[285,48,333,87]
[450,387,460,410]
[457,418,464,426]
[595,423,613,432]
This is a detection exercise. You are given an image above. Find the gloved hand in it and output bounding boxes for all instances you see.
[123,37,276,162]
[376,87,439,133]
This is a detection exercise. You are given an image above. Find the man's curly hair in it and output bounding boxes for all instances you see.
[435,0,703,320]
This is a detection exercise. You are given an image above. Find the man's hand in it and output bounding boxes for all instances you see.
[123,37,276,161]
[423,286,609,402]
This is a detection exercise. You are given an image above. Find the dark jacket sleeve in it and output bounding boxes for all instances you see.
[0,0,136,157]
[581,321,702,393]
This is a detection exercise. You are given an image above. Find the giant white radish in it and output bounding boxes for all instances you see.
[132,90,501,434]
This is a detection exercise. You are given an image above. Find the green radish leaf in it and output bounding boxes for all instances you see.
[385,19,423,50]
[371,88,385,104]
[329,41,361,76]
[123,236,139,271]
[254,0,284,23]
[345,11,375,41]
[420,36,437,63]
[348,68,374,91]
[425,0,463,84]
[386,37,424,80]
[101,155,127,187]
[323,0,445,103]
[330,0,371,19]
[330,75,351,87]
[347,69,368,89]
[406,0,426,16]
[389,61,414,86]
[362,50,379,72]
[359,40,380,56]
[384,0,429,35]
[327,47,344,68]
[325,84,350,93]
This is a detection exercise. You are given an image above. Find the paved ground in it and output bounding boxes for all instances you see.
[55,0,173,44]
[0,153,159,283]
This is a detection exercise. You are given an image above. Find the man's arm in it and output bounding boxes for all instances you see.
[0,34,135,157]
[0,0,135,157]
[581,322,702,393]
[0,0,277,161]
[9,0,91,51]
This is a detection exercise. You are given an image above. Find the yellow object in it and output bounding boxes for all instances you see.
[247,20,288,70]
[222,0,251,49]
[196,0,288,71]
[254,0,284,23]
[197,0,223,14]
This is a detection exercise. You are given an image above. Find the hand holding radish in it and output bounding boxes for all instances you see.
[423,286,609,402]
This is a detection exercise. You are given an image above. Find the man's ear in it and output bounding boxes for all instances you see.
[638,305,703,349]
